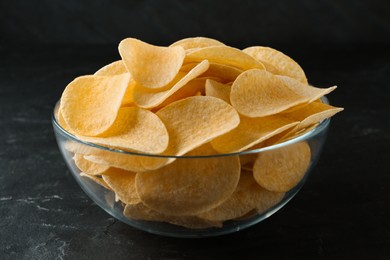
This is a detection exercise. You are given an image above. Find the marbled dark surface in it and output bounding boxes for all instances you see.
[0,44,389,259]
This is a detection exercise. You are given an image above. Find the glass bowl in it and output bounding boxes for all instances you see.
[52,101,330,238]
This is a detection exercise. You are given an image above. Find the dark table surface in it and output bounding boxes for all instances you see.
[0,44,389,259]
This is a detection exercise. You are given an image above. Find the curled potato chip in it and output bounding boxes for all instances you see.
[202,63,243,83]
[253,142,311,192]
[119,38,185,89]
[94,60,135,106]
[152,78,207,111]
[80,172,111,190]
[123,203,222,229]
[78,107,169,154]
[94,60,128,76]
[73,153,110,175]
[277,75,336,103]
[135,145,241,216]
[101,168,140,205]
[281,102,344,135]
[230,69,308,117]
[185,46,265,71]
[243,46,307,84]
[60,74,130,136]
[211,114,299,153]
[170,37,225,49]
[133,60,209,108]
[156,96,240,156]
[205,79,231,104]
[198,174,284,221]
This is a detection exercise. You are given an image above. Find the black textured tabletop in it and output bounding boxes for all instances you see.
[1,44,389,259]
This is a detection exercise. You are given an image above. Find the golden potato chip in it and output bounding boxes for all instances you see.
[57,109,75,135]
[119,38,185,89]
[198,174,284,221]
[205,79,231,104]
[185,46,265,71]
[156,96,240,156]
[230,70,309,118]
[152,78,207,111]
[239,154,258,166]
[80,172,111,190]
[78,107,169,154]
[84,153,171,173]
[135,145,240,216]
[253,142,311,192]
[281,102,344,135]
[170,37,225,49]
[211,114,299,153]
[60,74,130,136]
[94,60,135,106]
[73,153,110,175]
[277,75,336,103]
[202,63,243,83]
[133,60,209,108]
[123,202,222,229]
[101,168,140,205]
[94,60,128,76]
[243,46,308,84]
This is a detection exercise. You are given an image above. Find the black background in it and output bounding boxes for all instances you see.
[1,1,390,259]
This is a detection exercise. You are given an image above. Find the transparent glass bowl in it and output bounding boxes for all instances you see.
[52,101,330,238]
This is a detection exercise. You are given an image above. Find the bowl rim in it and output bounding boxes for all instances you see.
[52,98,331,159]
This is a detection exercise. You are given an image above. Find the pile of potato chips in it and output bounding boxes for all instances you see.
[57,37,343,229]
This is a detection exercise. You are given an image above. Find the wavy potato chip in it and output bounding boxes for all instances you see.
[205,79,231,104]
[73,153,110,175]
[156,96,240,156]
[119,38,185,89]
[170,37,225,49]
[101,168,140,205]
[94,60,135,106]
[124,202,222,229]
[198,174,284,221]
[277,75,336,103]
[60,73,130,136]
[253,142,311,192]
[243,46,308,84]
[78,107,168,154]
[230,69,309,117]
[80,172,111,190]
[211,114,299,153]
[135,145,241,216]
[133,60,209,108]
[185,46,265,71]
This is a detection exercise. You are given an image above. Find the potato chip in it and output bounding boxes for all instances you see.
[156,96,240,156]
[211,114,299,153]
[73,153,110,175]
[78,107,168,154]
[123,202,222,229]
[205,79,231,104]
[239,154,258,166]
[151,78,208,112]
[133,60,209,108]
[230,69,309,117]
[281,102,344,135]
[243,46,307,84]
[170,37,225,49]
[198,174,284,221]
[119,38,185,89]
[135,145,240,216]
[57,109,75,135]
[185,46,265,71]
[94,60,135,106]
[94,60,128,76]
[277,75,336,103]
[253,142,311,192]
[181,62,243,83]
[80,172,111,190]
[60,73,130,136]
[101,168,140,205]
